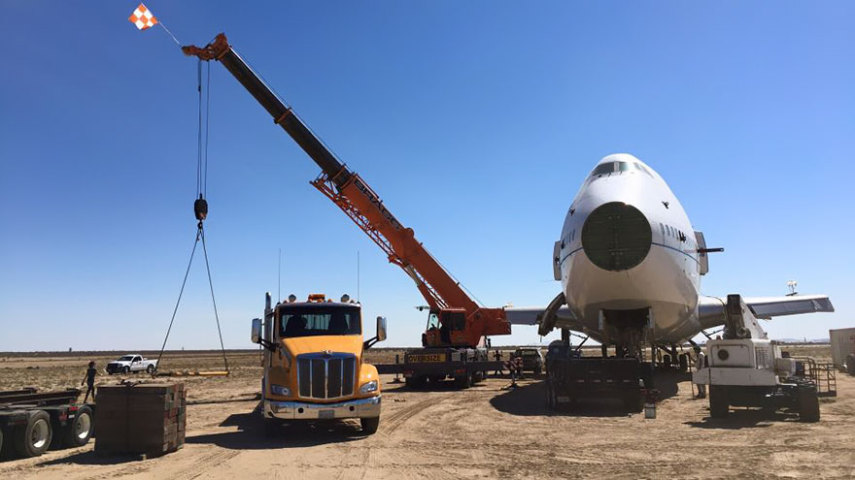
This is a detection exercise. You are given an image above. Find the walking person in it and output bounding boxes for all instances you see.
[81,361,98,402]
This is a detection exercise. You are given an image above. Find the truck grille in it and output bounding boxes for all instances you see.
[297,353,356,399]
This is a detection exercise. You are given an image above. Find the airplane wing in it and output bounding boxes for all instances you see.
[698,294,834,330]
[505,304,585,332]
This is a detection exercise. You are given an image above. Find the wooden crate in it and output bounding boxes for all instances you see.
[95,383,187,457]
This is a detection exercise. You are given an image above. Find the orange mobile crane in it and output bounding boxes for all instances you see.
[183,34,510,387]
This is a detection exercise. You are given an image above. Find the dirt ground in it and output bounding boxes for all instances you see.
[1,347,854,479]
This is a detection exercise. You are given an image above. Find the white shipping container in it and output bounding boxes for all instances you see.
[828,327,855,370]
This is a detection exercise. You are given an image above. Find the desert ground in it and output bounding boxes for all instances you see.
[1,346,853,479]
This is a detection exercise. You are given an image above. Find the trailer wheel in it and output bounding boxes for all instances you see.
[64,405,94,447]
[361,416,380,434]
[798,386,820,423]
[453,374,472,389]
[14,410,53,458]
[709,386,729,418]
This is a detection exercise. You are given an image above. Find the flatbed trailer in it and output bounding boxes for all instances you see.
[545,356,645,412]
[0,388,95,459]
[376,348,502,388]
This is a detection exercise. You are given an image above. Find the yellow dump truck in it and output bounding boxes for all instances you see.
[251,293,386,435]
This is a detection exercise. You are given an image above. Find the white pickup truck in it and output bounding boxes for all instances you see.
[106,354,158,375]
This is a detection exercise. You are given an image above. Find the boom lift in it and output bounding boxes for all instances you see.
[182,34,509,386]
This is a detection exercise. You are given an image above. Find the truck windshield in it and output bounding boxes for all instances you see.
[278,306,361,337]
[118,356,135,361]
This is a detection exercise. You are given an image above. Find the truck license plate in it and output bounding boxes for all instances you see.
[319,409,335,419]
[409,354,445,363]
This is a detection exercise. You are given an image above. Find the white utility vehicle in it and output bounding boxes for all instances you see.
[693,295,820,422]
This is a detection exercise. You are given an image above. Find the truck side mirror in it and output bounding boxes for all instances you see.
[376,316,387,342]
[251,318,262,344]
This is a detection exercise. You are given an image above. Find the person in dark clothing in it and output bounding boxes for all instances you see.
[81,361,97,402]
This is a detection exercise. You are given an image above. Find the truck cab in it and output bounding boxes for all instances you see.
[251,293,386,434]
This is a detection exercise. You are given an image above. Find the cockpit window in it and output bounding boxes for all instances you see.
[590,163,614,177]
[617,162,631,172]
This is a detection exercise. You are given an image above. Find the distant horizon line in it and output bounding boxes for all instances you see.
[0,339,833,356]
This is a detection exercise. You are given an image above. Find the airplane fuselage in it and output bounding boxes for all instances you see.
[557,154,704,346]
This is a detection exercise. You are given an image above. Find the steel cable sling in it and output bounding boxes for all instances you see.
[154,60,229,376]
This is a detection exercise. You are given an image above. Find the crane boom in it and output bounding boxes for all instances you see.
[182,34,510,347]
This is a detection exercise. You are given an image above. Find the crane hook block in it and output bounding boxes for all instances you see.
[194,196,208,221]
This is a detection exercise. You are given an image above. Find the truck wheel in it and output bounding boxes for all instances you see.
[146,364,155,374]
[361,416,380,434]
[64,405,93,447]
[709,386,729,418]
[798,386,820,423]
[545,382,556,411]
[122,366,130,374]
[453,374,472,389]
[406,376,427,389]
[14,410,52,458]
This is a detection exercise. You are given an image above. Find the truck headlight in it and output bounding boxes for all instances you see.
[359,380,378,394]
[271,384,291,396]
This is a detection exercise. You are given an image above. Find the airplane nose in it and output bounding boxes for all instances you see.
[581,202,652,272]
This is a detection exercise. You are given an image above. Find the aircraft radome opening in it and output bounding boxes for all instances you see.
[581,201,652,272]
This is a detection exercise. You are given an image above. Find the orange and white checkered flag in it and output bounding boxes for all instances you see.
[129,3,158,31]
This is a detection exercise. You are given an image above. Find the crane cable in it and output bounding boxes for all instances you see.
[155,60,229,376]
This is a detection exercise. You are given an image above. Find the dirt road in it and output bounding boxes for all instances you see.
[2,351,854,479]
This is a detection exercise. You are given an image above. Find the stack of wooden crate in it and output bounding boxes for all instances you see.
[95,383,186,457]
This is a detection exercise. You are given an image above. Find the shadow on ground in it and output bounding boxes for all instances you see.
[185,402,366,449]
[685,407,798,429]
[490,370,690,418]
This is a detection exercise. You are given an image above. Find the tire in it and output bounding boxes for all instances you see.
[709,386,729,418]
[146,364,155,374]
[361,416,380,434]
[662,354,672,368]
[534,365,542,377]
[406,376,427,389]
[545,381,556,411]
[798,386,820,423]
[122,366,130,374]
[64,405,93,447]
[678,354,689,373]
[14,410,53,458]
[453,374,472,389]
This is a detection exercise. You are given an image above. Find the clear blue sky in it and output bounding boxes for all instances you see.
[1,2,852,351]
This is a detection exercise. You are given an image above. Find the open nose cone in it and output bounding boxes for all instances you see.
[581,202,652,271]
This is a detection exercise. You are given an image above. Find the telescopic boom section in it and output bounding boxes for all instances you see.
[182,34,510,347]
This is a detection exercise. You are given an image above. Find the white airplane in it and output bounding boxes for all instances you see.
[507,153,833,359]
